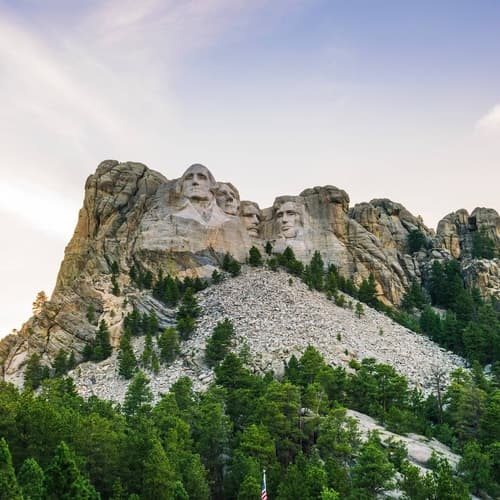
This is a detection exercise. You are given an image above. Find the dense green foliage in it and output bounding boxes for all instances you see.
[5,347,500,498]
[23,354,50,390]
[205,319,235,367]
[248,246,263,267]
[158,327,180,364]
[117,329,137,379]
[176,287,201,340]
[472,228,496,259]
[83,321,112,362]
[407,230,427,253]
[153,270,207,307]
[14,245,499,497]
[222,252,242,277]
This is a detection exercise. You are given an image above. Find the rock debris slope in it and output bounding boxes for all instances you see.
[71,267,464,403]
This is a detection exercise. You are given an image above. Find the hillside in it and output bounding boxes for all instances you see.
[1,161,499,499]
[68,267,464,403]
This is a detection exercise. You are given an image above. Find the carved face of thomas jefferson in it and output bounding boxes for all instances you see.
[181,164,215,202]
[276,201,301,238]
[215,182,240,215]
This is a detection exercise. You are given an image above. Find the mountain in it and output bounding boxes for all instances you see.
[1,160,499,380]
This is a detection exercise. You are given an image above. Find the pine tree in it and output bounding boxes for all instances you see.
[172,480,189,500]
[158,327,180,363]
[124,307,142,336]
[24,353,46,390]
[151,352,160,374]
[141,332,154,369]
[237,474,261,500]
[67,351,77,371]
[111,275,120,296]
[176,288,200,340]
[407,229,426,253]
[92,320,112,361]
[143,270,154,289]
[205,319,235,367]
[358,273,378,307]
[222,252,241,276]
[355,302,364,319]
[123,371,153,417]
[111,260,120,275]
[325,265,339,295]
[32,290,48,315]
[18,457,46,500]
[248,246,263,266]
[118,330,137,379]
[45,441,98,500]
[265,241,273,255]
[142,438,176,499]
[211,269,223,284]
[458,441,492,494]
[0,438,22,500]
[351,435,395,497]
[53,349,68,377]
[304,250,324,291]
[86,303,96,324]
[472,227,496,259]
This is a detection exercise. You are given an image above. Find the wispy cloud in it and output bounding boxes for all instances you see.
[476,104,500,134]
[0,182,79,240]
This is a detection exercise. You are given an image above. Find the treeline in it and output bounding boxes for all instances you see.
[401,260,500,366]
[3,347,500,499]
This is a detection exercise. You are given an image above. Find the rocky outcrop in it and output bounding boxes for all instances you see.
[350,199,432,255]
[435,207,500,259]
[0,160,498,379]
[433,207,500,300]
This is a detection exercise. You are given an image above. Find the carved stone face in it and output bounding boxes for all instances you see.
[240,202,260,237]
[276,201,300,238]
[181,164,214,202]
[215,183,240,215]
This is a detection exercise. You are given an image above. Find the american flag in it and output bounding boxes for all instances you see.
[261,469,268,500]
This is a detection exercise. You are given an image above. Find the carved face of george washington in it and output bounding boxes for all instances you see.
[180,164,215,202]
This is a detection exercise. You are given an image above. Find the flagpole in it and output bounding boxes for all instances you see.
[261,468,268,500]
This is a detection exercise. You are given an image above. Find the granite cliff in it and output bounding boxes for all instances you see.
[1,160,499,378]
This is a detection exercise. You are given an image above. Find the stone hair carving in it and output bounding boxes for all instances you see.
[175,163,216,202]
[240,201,261,237]
[273,197,303,239]
[215,182,240,216]
[172,164,228,225]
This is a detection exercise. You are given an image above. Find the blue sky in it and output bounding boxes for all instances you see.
[1,0,499,336]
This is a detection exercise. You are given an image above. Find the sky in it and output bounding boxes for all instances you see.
[1,0,499,337]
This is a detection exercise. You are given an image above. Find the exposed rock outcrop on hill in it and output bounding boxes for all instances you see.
[435,207,500,259]
[0,160,498,380]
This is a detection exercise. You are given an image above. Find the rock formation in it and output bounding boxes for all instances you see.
[0,160,498,380]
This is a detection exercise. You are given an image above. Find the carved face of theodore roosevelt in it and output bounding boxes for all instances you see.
[180,164,215,202]
[240,201,260,237]
[276,201,300,238]
[215,182,240,215]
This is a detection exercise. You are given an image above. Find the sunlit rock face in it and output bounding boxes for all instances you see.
[1,160,498,379]
[434,207,500,300]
